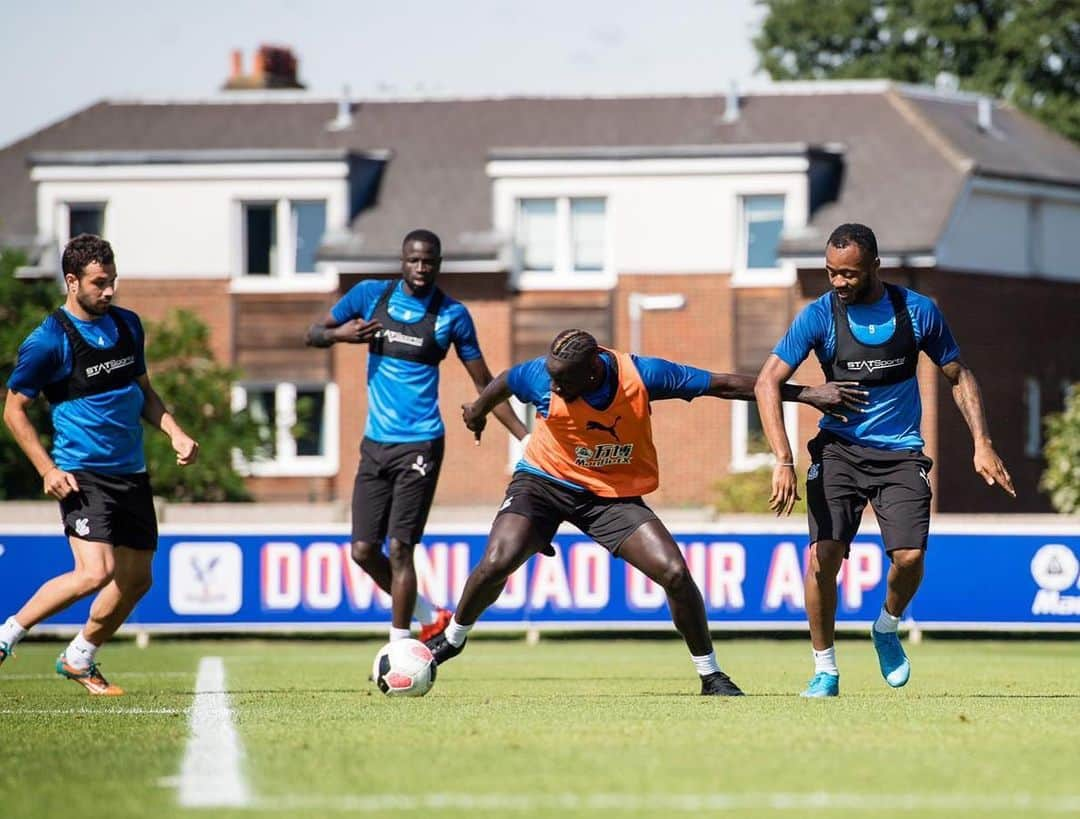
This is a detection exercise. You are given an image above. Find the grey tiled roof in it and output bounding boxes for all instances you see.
[1,84,1077,262]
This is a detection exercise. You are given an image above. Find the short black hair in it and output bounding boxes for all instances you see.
[402,229,441,255]
[827,223,878,262]
[62,234,114,279]
[549,329,598,366]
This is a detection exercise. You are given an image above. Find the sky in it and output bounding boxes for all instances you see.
[0,0,766,148]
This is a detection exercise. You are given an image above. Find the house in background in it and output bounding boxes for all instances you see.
[1,48,1078,512]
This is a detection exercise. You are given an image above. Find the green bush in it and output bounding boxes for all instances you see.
[711,464,808,515]
[1041,385,1080,514]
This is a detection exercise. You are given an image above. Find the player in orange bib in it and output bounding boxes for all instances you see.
[426,329,865,695]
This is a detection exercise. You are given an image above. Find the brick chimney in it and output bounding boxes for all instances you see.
[223,45,305,90]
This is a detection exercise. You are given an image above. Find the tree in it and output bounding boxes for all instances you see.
[141,309,263,502]
[1041,385,1080,514]
[0,250,60,499]
[754,0,1080,143]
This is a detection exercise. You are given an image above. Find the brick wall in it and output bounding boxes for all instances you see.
[115,279,232,365]
[916,270,1080,513]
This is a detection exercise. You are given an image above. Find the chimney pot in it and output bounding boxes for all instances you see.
[722,79,741,124]
[230,49,243,79]
[977,97,992,132]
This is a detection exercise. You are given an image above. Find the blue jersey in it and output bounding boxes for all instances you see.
[7,307,148,474]
[773,286,961,450]
[331,279,482,442]
[506,352,711,490]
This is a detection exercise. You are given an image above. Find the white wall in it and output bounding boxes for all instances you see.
[937,178,1080,281]
[33,162,350,280]
[489,156,810,281]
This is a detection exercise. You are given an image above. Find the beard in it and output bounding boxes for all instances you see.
[76,290,110,317]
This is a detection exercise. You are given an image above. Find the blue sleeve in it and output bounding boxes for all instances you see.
[506,357,548,405]
[912,295,961,367]
[7,324,63,398]
[330,280,383,324]
[448,303,482,362]
[773,299,829,369]
[631,355,711,401]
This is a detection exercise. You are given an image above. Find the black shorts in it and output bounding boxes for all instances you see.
[58,470,158,551]
[495,471,658,556]
[351,436,444,546]
[806,432,933,554]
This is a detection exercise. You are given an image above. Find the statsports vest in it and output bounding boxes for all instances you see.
[42,308,140,404]
[821,283,918,387]
[525,350,659,498]
[368,281,449,367]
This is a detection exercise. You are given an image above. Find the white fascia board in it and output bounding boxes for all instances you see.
[333,259,505,274]
[970,175,1080,204]
[487,156,811,179]
[31,161,350,183]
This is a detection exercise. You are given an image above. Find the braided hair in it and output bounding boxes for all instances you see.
[549,329,598,366]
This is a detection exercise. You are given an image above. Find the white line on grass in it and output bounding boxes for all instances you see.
[176,656,250,808]
[255,792,1080,814]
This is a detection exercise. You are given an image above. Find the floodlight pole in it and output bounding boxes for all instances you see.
[628,292,686,355]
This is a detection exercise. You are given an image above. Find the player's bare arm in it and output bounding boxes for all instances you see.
[940,359,1016,497]
[461,357,527,444]
[2,389,80,499]
[754,354,800,516]
[705,372,868,422]
[460,370,516,443]
[136,375,199,466]
[304,310,383,348]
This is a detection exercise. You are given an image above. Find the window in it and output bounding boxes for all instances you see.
[514,196,609,287]
[232,382,339,477]
[66,203,105,239]
[731,399,798,472]
[741,195,785,270]
[241,199,327,279]
[1025,377,1042,458]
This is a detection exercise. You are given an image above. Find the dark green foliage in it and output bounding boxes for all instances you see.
[141,309,262,502]
[1041,385,1080,513]
[0,250,60,499]
[755,0,1080,143]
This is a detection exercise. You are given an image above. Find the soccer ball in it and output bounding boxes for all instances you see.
[371,638,437,697]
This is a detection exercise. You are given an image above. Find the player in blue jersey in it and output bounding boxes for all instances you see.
[305,229,527,644]
[425,329,865,695]
[0,234,199,695]
[755,223,1014,698]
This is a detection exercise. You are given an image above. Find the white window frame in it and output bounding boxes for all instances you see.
[1024,376,1042,458]
[505,190,614,290]
[233,198,335,293]
[731,399,798,473]
[732,192,793,288]
[231,382,340,477]
[506,397,537,472]
[60,200,107,242]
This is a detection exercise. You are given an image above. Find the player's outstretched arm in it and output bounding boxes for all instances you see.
[461,357,527,442]
[704,372,867,421]
[3,389,80,499]
[461,370,517,445]
[940,360,1016,497]
[754,355,800,516]
[304,310,383,348]
[136,375,199,466]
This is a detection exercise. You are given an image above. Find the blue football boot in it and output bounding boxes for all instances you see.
[800,672,839,698]
[871,627,911,687]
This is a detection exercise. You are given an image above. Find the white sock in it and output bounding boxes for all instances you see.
[388,626,412,642]
[64,631,100,671]
[443,617,472,648]
[413,596,438,626]
[691,651,721,676]
[0,616,28,649]
[813,646,838,676]
[874,607,901,634]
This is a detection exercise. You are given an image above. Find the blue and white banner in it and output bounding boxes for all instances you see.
[1,522,1078,632]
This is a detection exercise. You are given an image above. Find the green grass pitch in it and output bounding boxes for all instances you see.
[1,636,1078,819]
